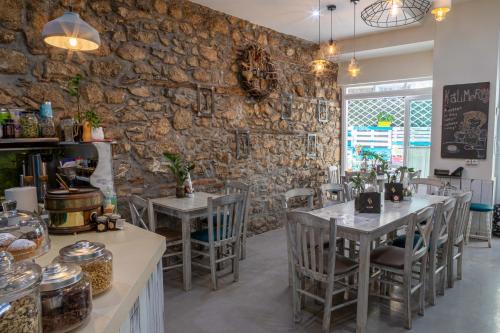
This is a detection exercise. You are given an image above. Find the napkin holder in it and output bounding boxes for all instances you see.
[358,192,381,213]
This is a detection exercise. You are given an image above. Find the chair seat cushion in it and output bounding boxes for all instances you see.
[390,234,422,249]
[370,246,405,269]
[191,228,229,243]
[470,203,493,212]
[334,255,358,275]
[156,227,182,242]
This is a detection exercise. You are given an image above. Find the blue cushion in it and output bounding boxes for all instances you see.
[391,234,422,249]
[470,203,493,212]
[191,228,228,242]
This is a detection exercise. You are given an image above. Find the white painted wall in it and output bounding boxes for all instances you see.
[429,0,500,181]
[338,50,433,85]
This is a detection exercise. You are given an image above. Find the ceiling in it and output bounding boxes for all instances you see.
[190,0,471,42]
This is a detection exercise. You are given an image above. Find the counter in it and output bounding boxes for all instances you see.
[36,223,166,333]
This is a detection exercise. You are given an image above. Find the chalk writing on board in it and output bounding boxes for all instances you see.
[441,82,490,159]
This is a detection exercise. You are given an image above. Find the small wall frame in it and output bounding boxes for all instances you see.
[306,133,317,158]
[236,130,250,159]
[317,99,329,123]
[197,85,215,117]
[281,93,294,120]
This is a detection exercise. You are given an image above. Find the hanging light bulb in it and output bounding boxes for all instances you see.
[390,0,401,17]
[310,0,330,75]
[42,12,100,51]
[326,4,340,60]
[432,0,451,22]
[348,0,361,78]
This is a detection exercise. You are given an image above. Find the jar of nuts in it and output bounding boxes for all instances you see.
[0,251,43,333]
[19,111,39,138]
[55,240,113,297]
[40,262,92,332]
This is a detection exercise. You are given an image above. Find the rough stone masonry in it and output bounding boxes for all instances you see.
[0,0,341,235]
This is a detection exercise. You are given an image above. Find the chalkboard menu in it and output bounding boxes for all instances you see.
[441,82,490,159]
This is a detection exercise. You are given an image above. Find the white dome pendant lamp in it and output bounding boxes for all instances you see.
[42,10,100,51]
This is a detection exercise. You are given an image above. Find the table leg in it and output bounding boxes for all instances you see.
[356,234,371,333]
[147,200,157,232]
[181,214,192,291]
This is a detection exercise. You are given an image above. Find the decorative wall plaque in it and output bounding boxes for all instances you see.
[281,93,294,120]
[238,44,278,101]
[197,85,215,117]
[236,130,250,159]
[317,99,329,123]
[306,133,317,158]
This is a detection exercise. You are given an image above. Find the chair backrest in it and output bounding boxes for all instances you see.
[343,182,355,202]
[128,195,150,230]
[319,183,343,208]
[430,198,456,254]
[409,170,422,180]
[450,191,473,244]
[280,188,314,211]
[405,206,435,264]
[225,180,251,230]
[285,211,337,282]
[327,165,341,184]
[207,193,245,245]
[410,177,443,195]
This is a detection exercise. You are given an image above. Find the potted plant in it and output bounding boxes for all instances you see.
[377,111,395,127]
[67,74,83,141]
[84,109,104,141]
[351,173,365,211]
[164,152,195,198]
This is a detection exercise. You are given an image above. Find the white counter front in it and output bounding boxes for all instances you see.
[36,223,166,333]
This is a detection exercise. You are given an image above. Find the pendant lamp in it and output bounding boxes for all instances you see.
[348,0,360,78]
[431,0,451,22]
[326,4,340,61]
[311,0,329,75]
[42,11,100,51]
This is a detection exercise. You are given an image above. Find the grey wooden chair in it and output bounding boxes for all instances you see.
[319,183,344,208]
[409,177,443,195]
[342,182,355,202]
[280,188,315,212]
[447,191,473,288]
[428,197,456,305]
[370,206,435,329]
[285,211,358,333]
[327,165,341,184]
[191,193,245,290]
[128,195,183,272]
[225,180,251,260]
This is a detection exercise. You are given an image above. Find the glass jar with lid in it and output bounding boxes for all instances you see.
[19,111,39,138]
[0,200,50,261]
[40,262,92,332]
[0,251,43,332]
[55,240,113,296]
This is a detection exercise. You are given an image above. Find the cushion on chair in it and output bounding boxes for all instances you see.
[191,228,229,243]
[390,234,422,249]
[370,246,406,269]
[334,255,358,275]
[155,227,182,242]
[470,203,494,212]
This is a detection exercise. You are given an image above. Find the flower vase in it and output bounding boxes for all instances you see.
[176,186,185,198]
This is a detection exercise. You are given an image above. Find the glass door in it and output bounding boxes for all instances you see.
[404,96,432,177]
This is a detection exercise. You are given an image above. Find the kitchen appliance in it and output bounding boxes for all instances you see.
[44,187,103,234]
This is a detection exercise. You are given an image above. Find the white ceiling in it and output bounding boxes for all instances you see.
[190,0,471,42]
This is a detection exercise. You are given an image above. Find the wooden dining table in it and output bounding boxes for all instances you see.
[148,192,222,291]
[307,194,448,333]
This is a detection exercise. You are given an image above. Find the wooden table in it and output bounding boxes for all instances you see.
[308,195,447,333]
[148,192,221,291]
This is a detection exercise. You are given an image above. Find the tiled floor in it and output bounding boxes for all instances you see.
[165,229,500,333]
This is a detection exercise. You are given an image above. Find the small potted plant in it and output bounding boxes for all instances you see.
[84,109,104,141]
[164,152,195,198]
[351,173,365,211]
[377,111,395,127]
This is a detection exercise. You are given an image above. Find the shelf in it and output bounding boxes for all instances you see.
[0,138,116,152]
[0,137,59,144]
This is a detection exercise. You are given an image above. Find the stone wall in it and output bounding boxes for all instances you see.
[0,0,340,234]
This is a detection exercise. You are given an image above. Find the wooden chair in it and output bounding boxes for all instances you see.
[427,197,456,305]
[370,206,435,329]
[447,191,473,288]
[285,212,358,333]
[319,183,344,208]
[128,195,183,272]
[409,177,443,195]
[280,188,315,212]
[191,193,245,290]
[225,180,251,260]
[343,182,355,202]
[327,165,341,184]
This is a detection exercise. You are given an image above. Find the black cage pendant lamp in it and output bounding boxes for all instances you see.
[361,0,431,28]
[326,4,340,61]
[348,0,360,78]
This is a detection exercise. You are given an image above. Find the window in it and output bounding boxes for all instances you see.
[343,79,433,177]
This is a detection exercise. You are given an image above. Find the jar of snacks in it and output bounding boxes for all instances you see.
[56,240,113,297]
[0,201,50,261]
[20,111,39,138]
[0,251,43,333]
[40,262,92,332]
